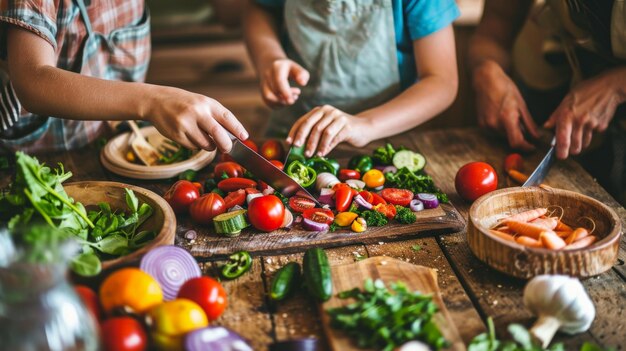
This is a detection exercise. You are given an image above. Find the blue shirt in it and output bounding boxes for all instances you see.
[256,0,460,89]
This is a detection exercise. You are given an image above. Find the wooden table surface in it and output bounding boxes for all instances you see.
[3,127,625,350]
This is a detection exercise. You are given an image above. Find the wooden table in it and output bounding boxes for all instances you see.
[3,128,624,350]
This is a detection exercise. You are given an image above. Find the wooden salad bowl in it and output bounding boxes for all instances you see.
[64,181,176,271]
[467,186,621,279]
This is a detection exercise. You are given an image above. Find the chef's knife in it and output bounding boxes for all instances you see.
[522,137,556,187]
[226,133,320,205]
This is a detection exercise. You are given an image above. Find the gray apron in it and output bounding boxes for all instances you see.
[265,0,401,137]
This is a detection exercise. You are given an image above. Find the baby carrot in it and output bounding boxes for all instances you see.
[502,208,548,224]
[564,235,597,250]
[490,229,516,242]
[530,217,558,230]
[555,220,573,232]
[540,231,566,250]
[555,230,573,238]
[516,236,544,248]
[507,169,529,184]
[565,227,589,245]
[505,220,553,239]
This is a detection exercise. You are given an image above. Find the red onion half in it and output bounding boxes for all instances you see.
[139,245,201,300]
[302,218,329,232]
[184,326,252,351]
[416,193,439,209]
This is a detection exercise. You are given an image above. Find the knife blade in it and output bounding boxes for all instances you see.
[226,134,320,205]
[522,137,557,187]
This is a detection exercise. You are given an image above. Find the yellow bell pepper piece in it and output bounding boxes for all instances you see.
[351,217,367,233]
[334,212,358,227]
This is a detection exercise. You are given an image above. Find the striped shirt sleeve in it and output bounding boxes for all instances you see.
[0,0,60,50]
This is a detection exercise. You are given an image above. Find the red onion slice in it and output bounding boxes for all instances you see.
[139,245,201,301]
[316,172,340,191]
[302,218,329,232]
[246,193,262,205]
[281,209,294,229]
[410,199,424,212]
[416,193,439,209]
[345,179,365,190]
[262,186,275,196]
[353,194,373,210]
[185,326,252,351]
[382,166,397,174]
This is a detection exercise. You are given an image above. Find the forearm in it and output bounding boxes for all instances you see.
[468,35,513,73]
[243,1,286,73]
[357,74,458,142]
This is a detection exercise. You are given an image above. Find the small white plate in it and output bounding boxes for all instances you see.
[101,126,215,179]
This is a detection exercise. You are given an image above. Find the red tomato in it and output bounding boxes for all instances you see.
[504,153,523,172]
[335,186,355,212]
[260,140,285,161]
[289,196,316,212]
[332,183,350,191]
[358,191,374,204]
[248,195,285,232]
[243,139,259,153]
[177,277,227,321]
[100,317,147,351]
[192,182,203,194]
[189,193,226,225]
[455,162,498,201]
[380,188,413,206]
[214,162,245,180]
[375,204,397,220]
[217,177,258,192]
[270,160,284,170]
[302,208,334,224]
[224,189,246,209]
[371,193,387,206]
[338,169,361,181]
[163,180,200,214]
[245,188,261,195]
[74,285,101,322]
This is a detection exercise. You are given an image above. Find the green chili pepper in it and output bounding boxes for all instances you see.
[305,157,337,176]
[328,158,340,174]
[348,155,373,173]
[177,169,197,181]
[221,251,253,279]
[286,160,317,187]
[286,145,306,166]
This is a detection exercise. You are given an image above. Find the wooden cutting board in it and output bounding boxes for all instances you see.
[176,203,465,259]
[320,256,465,351]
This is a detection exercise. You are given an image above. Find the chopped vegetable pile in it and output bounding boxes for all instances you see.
[327,278,448,351]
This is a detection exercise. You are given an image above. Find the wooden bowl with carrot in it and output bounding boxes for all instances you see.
[467,186,621,279]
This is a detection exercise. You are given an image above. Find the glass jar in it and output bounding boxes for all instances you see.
[0,228,100,351]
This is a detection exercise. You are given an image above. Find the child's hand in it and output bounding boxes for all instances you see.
[260,59,310,107]
[286,105,371,157]
[145,86,249,153]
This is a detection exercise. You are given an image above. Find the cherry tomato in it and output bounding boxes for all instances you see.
[248,195,285,232]
[375,203,397,220]
[358,190,374,204]
[288,196,316,213]
[100,268,163,314]
[260,140,285,161]
[243,139,259,153]
[214,162,245,180]
[177,277,227,321]
[371,193,387,206]
[217,177,258,192]
[192,182,203,194]
[148,299,208,350]
[74,285,101,322]
[455,161,498,201]
[270,160,284,170]
[163,180,200,214]
[302,208,334,224]
[224,189,246,209]
[362,169,385,188]
[100,317,148,351]
[504,153,523,172]
[335,185,356,212]
[332,182,350,191]
[189,193,226,225]
[338,169,361,181]
[380,188,413,206]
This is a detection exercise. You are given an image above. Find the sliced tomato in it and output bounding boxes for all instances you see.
[270,160,284,170]
[224,189,246,209]
[217,177,258,192]
[375,203,397,220]
[380,188,413,206]
[289,196,316,213]
[371,193,387,206]
[338,169,360,181]
[302,208,334,224]
[245,188,261,195]
[358,191,374,204]
[332,183,350,191]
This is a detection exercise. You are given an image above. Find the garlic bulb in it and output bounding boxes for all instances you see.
[523,275,595,347]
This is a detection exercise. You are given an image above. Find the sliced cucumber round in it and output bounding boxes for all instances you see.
[392,150,426,172]
[213,209,249,236]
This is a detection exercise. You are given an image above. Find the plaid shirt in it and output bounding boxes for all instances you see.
[0,0,150,153]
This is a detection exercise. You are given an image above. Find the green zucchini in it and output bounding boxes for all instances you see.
[392,150,426,173]
[303,248,332,301]
[213,210,249,237]
[270,262,301,301]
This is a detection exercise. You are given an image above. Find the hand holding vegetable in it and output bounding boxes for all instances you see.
[259,58,310,107]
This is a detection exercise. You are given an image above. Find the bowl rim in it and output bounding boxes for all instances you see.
[469,186,622,254]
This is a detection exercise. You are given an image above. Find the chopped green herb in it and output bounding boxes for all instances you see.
[394,205,417,224]
[385,167,448,203]
[412,245,422,252]
[177,169,197,181]
[360,210,387,226]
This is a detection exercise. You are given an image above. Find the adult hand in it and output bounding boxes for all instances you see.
[259,58,310,107]
[286,105,370,157]
[544,70,625,159]
[146,87,248,153]
[473,60,540,150]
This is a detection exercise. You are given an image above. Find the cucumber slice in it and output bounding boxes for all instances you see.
[213,209,249,237]
[392,150,426,172]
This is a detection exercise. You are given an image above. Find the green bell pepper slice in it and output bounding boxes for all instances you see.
[305,157,337,176]
[286,160,317,187]
[221,251,252,279]
[348,155,373,173]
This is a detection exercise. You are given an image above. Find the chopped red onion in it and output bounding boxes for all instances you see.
[262,187,275,196]
[372,185,384,192]
[410,199,424,212]
[228,205,244,212]
[295,190,316,201]
[382,166,397,174]
[302,218,329,232]
[316,172,340,191]
[346,179,365,189]
[184,230,198,240]
[140,245,201,300]
[353,194,373,210]
[184,327,252,351]
[295,215,303,224]
[416,193,439,209]
[281,209,294,229]
[246,193,262,205]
